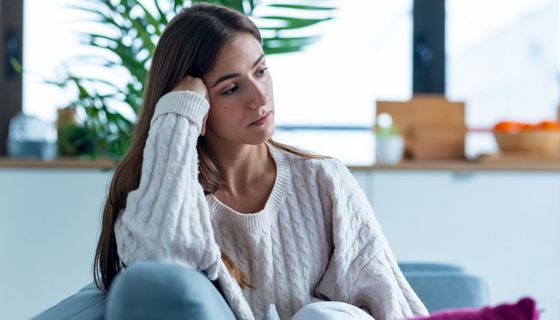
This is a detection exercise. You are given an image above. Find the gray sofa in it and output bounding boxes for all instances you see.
[34,262,489,319]
[399,262,490,312]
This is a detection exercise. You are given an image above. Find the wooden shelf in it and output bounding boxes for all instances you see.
[2,156,560,172]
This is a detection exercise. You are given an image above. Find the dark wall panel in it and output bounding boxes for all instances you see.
[413,0,445,94]
[0,0,24,155]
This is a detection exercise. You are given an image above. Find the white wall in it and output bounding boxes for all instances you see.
[354,170,560,320]
[0,169,112,319]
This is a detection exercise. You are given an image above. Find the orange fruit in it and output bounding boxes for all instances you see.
[520,123,537,132]
[535,120,560,131]
[493,121,523,133]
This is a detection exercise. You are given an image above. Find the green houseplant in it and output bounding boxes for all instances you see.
[52,0,337,161]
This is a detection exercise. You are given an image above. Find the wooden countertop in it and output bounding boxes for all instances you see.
[2,155,560,172]
[0,157,115,169]
[354,153,560,172]
[351,159,560,172]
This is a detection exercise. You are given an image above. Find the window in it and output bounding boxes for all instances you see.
[268,0,412,126]
[269,0,412,164]
[446,0,559,156]
[23,0,72,123]
[23,0,131,123]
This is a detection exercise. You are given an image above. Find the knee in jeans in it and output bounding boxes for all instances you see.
[107,262,216,317]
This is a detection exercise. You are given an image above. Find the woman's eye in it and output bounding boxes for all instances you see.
[256,67,268,78]
[222,85,239,96]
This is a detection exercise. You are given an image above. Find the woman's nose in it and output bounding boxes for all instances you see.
[247,82,268,109]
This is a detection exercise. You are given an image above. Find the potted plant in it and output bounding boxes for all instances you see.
[51,0,337,162]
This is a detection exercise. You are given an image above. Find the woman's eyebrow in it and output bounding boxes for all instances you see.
[211,54,266,88]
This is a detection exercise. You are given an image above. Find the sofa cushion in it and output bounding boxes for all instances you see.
[32,283,105,320]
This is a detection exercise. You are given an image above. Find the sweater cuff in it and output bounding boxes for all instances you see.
[152,91,210,129]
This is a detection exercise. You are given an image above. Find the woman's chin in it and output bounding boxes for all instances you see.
[245,125,275,145]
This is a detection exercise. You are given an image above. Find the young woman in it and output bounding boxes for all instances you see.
[93,3,428,320]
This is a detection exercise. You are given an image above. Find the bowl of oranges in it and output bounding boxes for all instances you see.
[493,120,560,154]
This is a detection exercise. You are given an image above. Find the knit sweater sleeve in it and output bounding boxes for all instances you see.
[114,91,221,279]
[314,159,429,320]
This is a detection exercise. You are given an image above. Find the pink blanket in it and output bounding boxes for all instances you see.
[410,297,539,320]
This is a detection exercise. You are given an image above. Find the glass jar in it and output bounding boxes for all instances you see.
[7,112,57,160]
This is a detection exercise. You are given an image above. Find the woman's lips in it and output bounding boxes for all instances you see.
[250,111,272,126]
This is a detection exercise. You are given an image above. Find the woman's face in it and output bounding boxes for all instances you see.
[203,32,275,146]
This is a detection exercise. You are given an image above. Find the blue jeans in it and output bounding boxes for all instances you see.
[33,262,236,320]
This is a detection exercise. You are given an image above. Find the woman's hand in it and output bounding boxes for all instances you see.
[172,76,209,136]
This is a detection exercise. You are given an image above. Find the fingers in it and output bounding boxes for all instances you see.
[172,75,209,100]
[200,113,208,136]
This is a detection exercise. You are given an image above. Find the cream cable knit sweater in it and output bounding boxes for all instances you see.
[115,91,429,320]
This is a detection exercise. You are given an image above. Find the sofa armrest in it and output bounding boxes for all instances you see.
[404,272,490,312]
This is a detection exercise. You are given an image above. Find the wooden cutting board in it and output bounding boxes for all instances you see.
[376,95,466,159]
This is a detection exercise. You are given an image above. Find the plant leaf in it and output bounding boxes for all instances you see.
[266,4,337,11]
[258,16,333,30]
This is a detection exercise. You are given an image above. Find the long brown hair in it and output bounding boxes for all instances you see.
[94,3,323,292]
